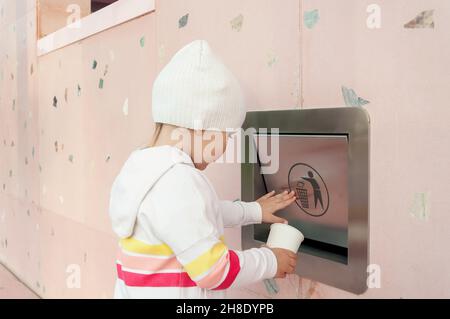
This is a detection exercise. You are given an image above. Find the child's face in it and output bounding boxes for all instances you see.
[193,130,230,170]
[169,126,232,170]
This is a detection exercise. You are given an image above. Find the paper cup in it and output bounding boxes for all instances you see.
[266,223,304,253]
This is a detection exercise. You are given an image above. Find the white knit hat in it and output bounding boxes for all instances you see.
[151,40,246,131]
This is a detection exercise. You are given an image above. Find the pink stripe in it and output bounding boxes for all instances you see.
[116,264,197,287]
[196,252,229,289]
[212,250,241,290]
[117,249,183,271]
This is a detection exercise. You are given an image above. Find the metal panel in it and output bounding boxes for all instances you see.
[241,107,370,294]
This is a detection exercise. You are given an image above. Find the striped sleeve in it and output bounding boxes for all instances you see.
[141,165,277,290]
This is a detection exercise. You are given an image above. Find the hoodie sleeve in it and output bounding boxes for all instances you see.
[218,200,262,228]
[140,165,277,290]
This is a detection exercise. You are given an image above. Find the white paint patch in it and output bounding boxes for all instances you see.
[367,264,381,288]
[409,191,431,221]
[122,98,129,116]
[158,44,166,63]
[66,264,81,289]
[109,50,115,62]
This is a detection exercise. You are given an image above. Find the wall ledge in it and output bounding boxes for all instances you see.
[37,0,155,56]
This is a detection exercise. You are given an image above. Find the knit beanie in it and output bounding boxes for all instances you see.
[151,40,246,131]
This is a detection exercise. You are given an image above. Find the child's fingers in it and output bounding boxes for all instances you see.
[275,190,295,201]
[273,190,289,200]
[260,190,276,200]
[276,195,297,209]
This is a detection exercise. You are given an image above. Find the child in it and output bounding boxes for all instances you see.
[109,40,298,299]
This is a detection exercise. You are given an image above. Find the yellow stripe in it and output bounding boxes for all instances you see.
[120,235,226,257]
[120,237,174,256]
[184,240,228,278]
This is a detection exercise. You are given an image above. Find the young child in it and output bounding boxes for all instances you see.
[109,40,298,299]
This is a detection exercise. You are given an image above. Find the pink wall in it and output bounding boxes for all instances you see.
[1,0,449,298]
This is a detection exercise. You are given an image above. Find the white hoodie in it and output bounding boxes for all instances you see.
[109,145,277,299]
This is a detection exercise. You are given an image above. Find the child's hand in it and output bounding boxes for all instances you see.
[268,247,298,278]
[256,190,297,224]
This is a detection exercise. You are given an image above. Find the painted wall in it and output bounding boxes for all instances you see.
[1,0,449,298]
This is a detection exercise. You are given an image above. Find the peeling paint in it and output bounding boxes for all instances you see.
[53,96,58,108]
[304,9,319,29]
[92,60,98,69]
[99,78,104,89]
[299,278,321,299]
[158,44,166,63]
[109,50,115,62]
[267,51,278,67]
[404,10,434,28]
[409,192,431,220]
[263,278,279,295]
[342,86,370,107]
[140,36,145,48]
[230,14,244,32]
[122,98,129,116]
[178,13,189,28]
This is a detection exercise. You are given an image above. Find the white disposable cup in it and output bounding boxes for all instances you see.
[266,223,304,253]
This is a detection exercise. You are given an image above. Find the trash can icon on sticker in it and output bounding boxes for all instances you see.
[295,181,309,209]
[288,163,330,217]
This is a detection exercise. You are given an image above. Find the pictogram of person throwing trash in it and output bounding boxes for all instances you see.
[301,171,324,209]
[289,163,329,217]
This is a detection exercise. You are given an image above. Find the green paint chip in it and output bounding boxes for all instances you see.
[304,9,319,29]
[68,154,74,163]
[341,86,370,107]
[99,78,104,89]
[140,36,145,48]
[410,192,431,220]
[92,60,98,69]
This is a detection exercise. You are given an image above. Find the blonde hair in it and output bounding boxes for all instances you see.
[147,123,163,147]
